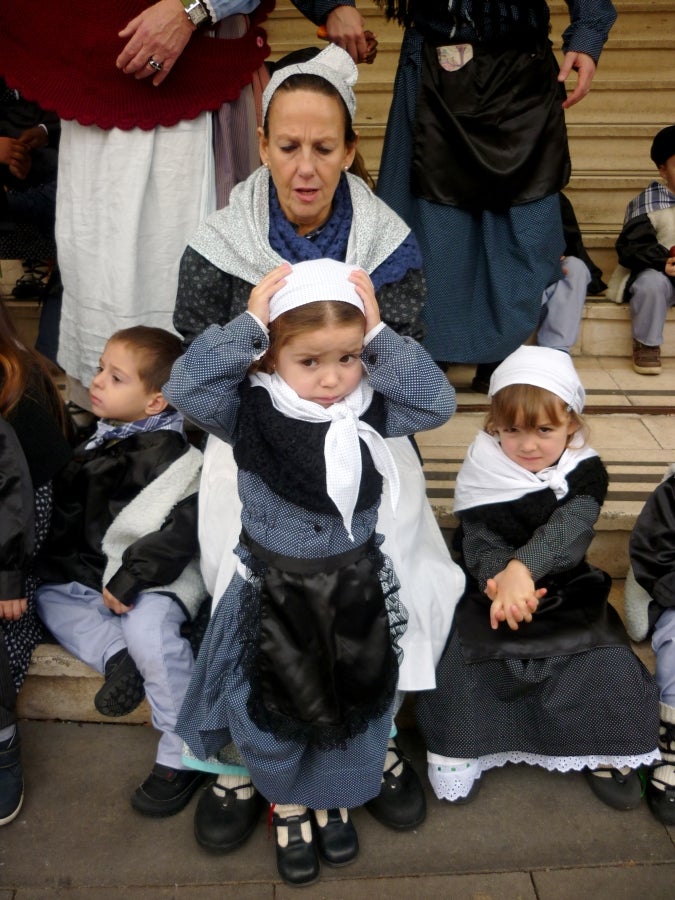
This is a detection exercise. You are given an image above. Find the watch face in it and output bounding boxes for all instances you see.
[185,1,209,25]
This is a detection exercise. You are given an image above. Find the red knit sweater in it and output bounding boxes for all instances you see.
[1,0,273,130]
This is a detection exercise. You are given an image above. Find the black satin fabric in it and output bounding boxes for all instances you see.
[455,564,629,663]
[244,534,397,745]
[410,40,570,212]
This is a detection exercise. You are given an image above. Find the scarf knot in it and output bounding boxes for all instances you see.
[250,373,399,539]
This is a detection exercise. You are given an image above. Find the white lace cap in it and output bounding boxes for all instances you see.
[488,345,586,413]
[262,44,358,121]
[269,258,364,323]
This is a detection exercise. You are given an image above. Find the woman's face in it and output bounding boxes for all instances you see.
[259,89,357,237]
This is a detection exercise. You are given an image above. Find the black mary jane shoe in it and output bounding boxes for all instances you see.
[194,780,264,852]
[313,808,359,867]
[364,739,427,830]
[584,767,642,811]
[273,810,320,887]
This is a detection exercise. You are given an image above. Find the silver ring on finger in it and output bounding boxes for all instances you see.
[147,57,163,72]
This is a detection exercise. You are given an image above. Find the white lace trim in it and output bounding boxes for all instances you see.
[427,748,661,802]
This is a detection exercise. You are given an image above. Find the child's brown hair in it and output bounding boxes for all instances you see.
[108,326,183,393]
[485,383,587,446]
[253,300,365,374]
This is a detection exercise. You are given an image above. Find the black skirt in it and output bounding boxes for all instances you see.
[417,566,660,760]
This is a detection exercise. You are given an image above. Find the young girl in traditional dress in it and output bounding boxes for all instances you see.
[417,345,660,810]
[165,258,455,886]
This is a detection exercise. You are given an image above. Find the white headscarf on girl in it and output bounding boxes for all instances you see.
[250,259,400,540]
[454,346,597,513]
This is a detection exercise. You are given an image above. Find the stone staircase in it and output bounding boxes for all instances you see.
[4,0,674,721]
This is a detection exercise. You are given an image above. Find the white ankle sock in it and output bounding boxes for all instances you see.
[274,804,311,845]
[314,808,348,828]
[383,738,404,779]
[213,773,255,800]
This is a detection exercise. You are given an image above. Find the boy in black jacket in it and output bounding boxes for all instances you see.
[36,326,207,817]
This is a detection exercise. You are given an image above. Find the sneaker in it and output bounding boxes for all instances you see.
[0,730,24,826]
[632,340,662,375]
[585,767,643,810]
[131,763,205,817]
[94,649,145,717]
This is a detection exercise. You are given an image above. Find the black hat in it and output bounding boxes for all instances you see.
[651,125,675,167]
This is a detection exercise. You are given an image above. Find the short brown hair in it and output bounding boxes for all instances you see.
[108,326,183,392]
[253,300,365,374]
[485,383,587,445]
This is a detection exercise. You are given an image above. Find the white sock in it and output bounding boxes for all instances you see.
[652,701,675,791]
[314,808,348,828]
[274,803,311,845]
[213,773,255,800]
[383,738,404,779]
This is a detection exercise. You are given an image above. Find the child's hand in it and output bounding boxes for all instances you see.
[248,263,291,326]
[102,587,133,615]
[0,598,27,621]
[349,268,380,333]
[485,560,546,630]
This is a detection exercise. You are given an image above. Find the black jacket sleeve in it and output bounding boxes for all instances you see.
[616,213,673,279]
[290,0,355,25]
[0,416,35,600]
[630,473,675,612]
[105,493,200,606]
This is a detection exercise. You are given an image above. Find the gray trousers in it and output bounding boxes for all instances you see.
[537,255,591,352]
[36,582,194,769]
[629,268,675,347]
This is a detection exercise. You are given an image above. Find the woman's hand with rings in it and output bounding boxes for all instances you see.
[248,263,292,327]
[116,0,195,86]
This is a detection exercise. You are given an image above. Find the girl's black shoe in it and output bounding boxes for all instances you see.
[273,809,320,886]
[313,808,359,867]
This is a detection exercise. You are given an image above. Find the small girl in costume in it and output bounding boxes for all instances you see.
[165,258,455,886]
[417,346,660,810]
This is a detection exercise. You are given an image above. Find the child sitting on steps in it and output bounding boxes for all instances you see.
[36,326,207,818]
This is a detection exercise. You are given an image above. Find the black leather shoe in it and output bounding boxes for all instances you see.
[585,767,642,811]
[94,649,145,717]
[647,781,675,825]
[273,810,320,886]
[195,781,264,852]
[131,764,205,817]
[0,731,23,826]
[313,808,359,867]
[364,740,427,830]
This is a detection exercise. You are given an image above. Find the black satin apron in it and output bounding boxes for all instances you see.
[243,533,397,747]
[410,40,571,212]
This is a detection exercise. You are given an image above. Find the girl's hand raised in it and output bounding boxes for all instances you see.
[349,268,381,333]
[248,263,291,327]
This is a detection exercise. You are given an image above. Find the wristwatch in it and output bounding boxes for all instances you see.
[180,0,211,27]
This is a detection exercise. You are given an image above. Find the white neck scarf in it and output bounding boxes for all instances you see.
[453,430,598,513]
[250,372,400,539]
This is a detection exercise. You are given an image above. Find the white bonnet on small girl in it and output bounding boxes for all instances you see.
[488,345,586,414]
[269,258,365,323]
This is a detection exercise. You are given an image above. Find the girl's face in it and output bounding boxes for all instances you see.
[274,321,365,407]
[259,89,356,237]
[495,406,576,473]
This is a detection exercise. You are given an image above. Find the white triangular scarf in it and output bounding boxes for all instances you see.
[250,372,400,540]
[453,430,598,513]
